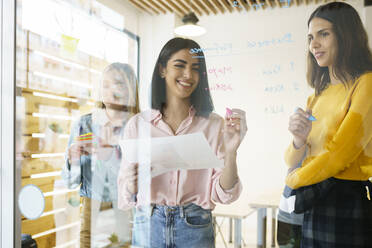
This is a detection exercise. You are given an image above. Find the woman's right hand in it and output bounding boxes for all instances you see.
[68,142,92,164]
[288,108,312,149]
[124,162,138,195]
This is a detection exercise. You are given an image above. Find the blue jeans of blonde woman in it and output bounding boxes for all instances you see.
[132,203,215,248]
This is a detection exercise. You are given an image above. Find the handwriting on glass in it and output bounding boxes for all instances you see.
[189,43,233,55]
[265,104,284,114]
[292,82,300,91]
[262,65,281,76]
[189,33,293,58]
[264,83,300,93]
[262,62,295,76]
[247,33,294,49]
[264,84,285,93]
[208,66,233,78]
[205,83,233,91]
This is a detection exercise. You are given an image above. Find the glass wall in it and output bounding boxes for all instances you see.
[10,0,372,247]
[16,0,139,247]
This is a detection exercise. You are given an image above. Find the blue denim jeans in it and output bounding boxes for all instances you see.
[132,203,215,248]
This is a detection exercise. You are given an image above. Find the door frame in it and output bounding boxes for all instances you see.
[1,0,19,247]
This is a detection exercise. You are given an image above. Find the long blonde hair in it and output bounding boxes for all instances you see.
[96,62,140,115]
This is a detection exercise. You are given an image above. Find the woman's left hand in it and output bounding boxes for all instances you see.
[223,108,247,152]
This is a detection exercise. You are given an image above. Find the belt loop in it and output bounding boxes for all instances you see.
[180,205,184,218]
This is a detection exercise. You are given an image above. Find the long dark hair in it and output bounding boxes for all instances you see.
[307,2,372,95]
[151,37,214,117]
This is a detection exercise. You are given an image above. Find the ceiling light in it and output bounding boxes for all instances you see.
[174,13,206,37]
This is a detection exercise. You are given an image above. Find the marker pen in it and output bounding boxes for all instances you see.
[226,107,233,117]
[308,115,317,121]
[295,107,316,121]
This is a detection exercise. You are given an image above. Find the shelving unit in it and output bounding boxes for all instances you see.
[16,0,140,245]
[18,29,109,247]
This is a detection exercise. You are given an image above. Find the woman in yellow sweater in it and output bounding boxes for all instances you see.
[285,2,372,247]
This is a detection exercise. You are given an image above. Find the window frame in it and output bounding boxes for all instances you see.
[1,0,19,247]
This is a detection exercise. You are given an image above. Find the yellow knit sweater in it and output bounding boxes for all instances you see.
[285,72,372,189]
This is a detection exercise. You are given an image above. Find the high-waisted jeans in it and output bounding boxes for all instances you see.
[132,203,215,248]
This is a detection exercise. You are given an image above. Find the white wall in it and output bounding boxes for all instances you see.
[364,5,372,49]
[98,0,140,34]
[137,13,177,109]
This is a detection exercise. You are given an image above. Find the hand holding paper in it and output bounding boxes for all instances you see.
[119,132,223,178]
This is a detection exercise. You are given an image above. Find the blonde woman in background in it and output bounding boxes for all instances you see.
[63,63,140,247]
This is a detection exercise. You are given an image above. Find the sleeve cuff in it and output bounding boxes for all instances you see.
[285,170,301,189]
[215,177,242,204]
[284,142,307,167]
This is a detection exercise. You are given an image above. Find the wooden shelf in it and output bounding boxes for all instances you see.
[19,29,95,248]
[18,12,131,247]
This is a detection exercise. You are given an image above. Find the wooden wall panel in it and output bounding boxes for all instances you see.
[22,215,55,236]
[22,158,63,178]
[23,115,71,135]
[22,177,55,193]
[34,233,56,248]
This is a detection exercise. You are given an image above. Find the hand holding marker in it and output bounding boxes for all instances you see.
[295,107,316,121]
[226,107,233,117]
[289,108,315,149]
[226,107,239,126]
[226,107,237,122]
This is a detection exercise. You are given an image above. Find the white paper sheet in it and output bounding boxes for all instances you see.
[279,194,296,213]
[119,132,224,177]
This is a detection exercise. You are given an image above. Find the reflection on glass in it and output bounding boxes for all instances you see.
[17,0,138,247]
[14,0,372,247]
[63,63,139,247]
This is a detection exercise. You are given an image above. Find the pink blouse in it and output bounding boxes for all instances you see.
[117,108,242,210]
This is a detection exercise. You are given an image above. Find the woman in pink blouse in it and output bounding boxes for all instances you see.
[117,37,247,247]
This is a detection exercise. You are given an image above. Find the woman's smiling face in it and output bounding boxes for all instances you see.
[160,49,201,100]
